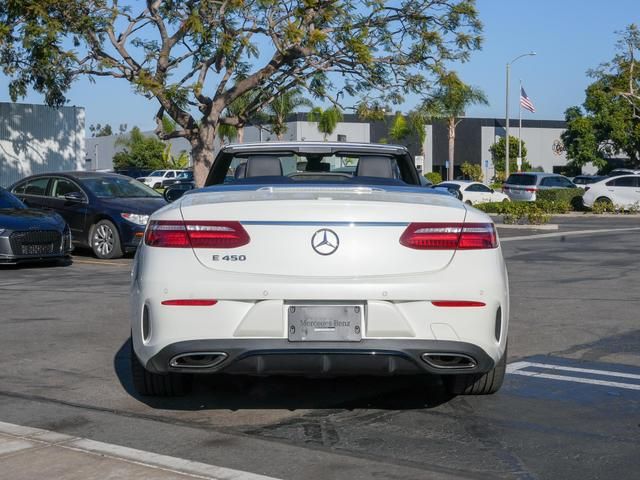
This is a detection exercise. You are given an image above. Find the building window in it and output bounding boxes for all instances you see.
[337,134,347,142]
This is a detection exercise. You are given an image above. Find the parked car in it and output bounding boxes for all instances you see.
[582,175,640,209]
[115,168,154,179]
[10,172,166,259]
[608,168,640,177]
[130,142,509,397]
[572,175,606,188]
[137,169,188,189]
[502,172,576,201]
[163,170,194,187]
[435,181,509,205]
[0,187,73,264]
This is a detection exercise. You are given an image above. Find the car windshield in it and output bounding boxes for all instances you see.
[506,174,537,186]
[82,176,162,198]
[208,151,414,186]
[436,183,461,191]
[0,188,26,209]
[149,170,166,177]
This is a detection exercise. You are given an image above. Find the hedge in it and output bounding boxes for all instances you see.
[536,188,585,211]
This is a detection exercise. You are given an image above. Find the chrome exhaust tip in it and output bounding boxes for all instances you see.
[421,353,477,369]
[169,352,228,369]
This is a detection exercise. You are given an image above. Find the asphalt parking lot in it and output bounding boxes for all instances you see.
[1,216,639,480]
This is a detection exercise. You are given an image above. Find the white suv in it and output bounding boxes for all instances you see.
[137,170,186,189]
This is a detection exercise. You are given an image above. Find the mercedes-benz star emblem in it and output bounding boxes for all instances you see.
[311,229,340,256]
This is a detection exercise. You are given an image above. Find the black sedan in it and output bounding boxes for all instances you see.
[0,187,72,264]
[10,172,166,259]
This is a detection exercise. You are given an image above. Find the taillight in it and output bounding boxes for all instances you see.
[162,299,218,306]
[432,301,486,307]
[524,187,538,193]
[145,220,250,248]
[399,223,497,250]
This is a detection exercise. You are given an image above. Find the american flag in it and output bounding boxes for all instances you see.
[520,87,536,113]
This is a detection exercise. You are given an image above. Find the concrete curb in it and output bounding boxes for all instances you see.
[0,421,279,480]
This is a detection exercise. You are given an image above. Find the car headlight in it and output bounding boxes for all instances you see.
[121,213,149,225]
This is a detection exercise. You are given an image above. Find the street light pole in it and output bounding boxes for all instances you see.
[505,52,536,180]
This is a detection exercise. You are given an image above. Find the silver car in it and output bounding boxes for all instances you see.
[503,172,576,201]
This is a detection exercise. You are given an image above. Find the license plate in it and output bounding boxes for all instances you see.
[287,304,363,342]
[22,244,53,255]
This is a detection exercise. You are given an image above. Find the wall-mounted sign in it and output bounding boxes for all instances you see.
[552,139,565,156]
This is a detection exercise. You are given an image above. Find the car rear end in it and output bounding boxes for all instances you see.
[502,173,539,201]
[131,186,509,390]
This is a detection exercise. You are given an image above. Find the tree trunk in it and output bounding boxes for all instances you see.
[237,126,245,144]
[191,125,216,188]
[448,117,456,181]
[277,132,284,141]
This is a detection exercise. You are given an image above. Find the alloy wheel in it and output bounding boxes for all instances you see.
[94,224,114,256]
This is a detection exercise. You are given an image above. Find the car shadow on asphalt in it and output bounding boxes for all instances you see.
[113,340,455,411]
[0,256,73,270]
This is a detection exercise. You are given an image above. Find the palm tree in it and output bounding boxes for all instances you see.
[266,89,313,140]
[307,106,343,141]
[386,110,428,159]
[421,72,488,180]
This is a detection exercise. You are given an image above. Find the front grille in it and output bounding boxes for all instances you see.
[9,230,62,256]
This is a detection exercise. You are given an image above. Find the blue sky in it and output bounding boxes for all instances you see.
[0,0,638,131]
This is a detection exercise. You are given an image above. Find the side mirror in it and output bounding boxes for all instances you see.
[64,192,84,202]
[164,184,194,202]
[490,188,495,193]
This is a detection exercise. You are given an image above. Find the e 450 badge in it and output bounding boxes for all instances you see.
[212,255,247,261]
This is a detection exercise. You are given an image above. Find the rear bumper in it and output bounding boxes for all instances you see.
[143,339,495,376]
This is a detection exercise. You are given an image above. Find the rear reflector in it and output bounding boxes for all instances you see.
[399,223,497,250]
[432,301,486,307]
[145,220,250,248]
[161,299,218,306]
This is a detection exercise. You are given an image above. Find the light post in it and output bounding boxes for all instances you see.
[505,52,536,179]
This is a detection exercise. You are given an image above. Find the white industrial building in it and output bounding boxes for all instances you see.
[0,102,86,187]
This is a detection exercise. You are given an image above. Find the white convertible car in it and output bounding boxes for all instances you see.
[130,143,509,396]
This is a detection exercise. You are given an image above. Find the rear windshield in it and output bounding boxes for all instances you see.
[0,188,26,209]
[505,174,537,186]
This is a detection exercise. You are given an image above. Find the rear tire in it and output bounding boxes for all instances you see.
[444,345,507,395]
[464,200,473,205]
[595,196,612,205]
[130,339,192,396]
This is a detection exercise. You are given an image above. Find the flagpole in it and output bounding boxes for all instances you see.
[518,79,522,172]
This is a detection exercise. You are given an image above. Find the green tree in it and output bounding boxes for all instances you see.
[266,89,313,140]
[489,136,531,177]
[386,110,428,158]
[89,123,113,137]
[461,162,483,182]
[0,1,482,186]
[112,127,166,170]
[388,112,411,141]
[308,107,343,140]
[562,24,640,170]
[420,72,488,180]
[161,144,190,169]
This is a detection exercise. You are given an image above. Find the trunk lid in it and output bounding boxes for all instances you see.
[179,186,467,277]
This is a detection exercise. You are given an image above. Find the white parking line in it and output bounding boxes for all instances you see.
[0,421,280,480]
[501,226,640,242]
[507,361,640,391]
